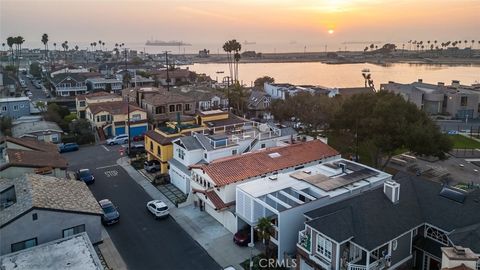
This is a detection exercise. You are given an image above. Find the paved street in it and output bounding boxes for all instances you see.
[62,144,220,270]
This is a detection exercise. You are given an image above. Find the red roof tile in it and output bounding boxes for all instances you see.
[200,140,339,187]
[2,136,58,152]
[205,190,234,210]
[87,101,144,115]
[5,148,68,169]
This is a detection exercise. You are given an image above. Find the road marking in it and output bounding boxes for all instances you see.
[104,170,119,177]
[101,145,110,152]
[96,164,118,170]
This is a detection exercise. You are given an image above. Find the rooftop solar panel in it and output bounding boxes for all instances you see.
[439,186,466,204]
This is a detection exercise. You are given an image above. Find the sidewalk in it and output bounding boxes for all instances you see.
[117,157,260,269]
[97,228,127,270]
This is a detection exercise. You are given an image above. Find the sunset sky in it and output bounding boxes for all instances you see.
[1,0,479,48]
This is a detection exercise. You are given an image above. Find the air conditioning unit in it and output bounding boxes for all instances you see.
[269,175,278,181]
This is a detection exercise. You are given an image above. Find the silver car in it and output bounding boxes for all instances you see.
[106,134,129,145]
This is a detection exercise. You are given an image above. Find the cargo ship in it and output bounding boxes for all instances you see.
[145,40,192,46]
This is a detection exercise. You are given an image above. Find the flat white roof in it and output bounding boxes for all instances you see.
[0,97,30,102]
[0,233,102,270]
[238,158,390,199]
[201,109,225,115]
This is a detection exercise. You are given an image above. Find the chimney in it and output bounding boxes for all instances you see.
[441,246,479,270]
[384,180,400,204]
[418,79,423,83]
[338,162,347,173]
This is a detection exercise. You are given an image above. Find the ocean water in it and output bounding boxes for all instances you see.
[186,62,480,88]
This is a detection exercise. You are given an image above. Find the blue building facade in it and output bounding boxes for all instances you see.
[0,97,31,119]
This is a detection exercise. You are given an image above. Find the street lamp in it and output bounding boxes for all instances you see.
[248,242,255,270]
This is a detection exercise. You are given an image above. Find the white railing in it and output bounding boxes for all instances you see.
[348,259,383,270]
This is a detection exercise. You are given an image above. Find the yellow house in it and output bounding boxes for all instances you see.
[75,91,122,119]
[144,110,246,174]
[86,101,148,138]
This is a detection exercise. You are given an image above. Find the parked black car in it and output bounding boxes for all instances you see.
[76,169,95,185]
[99,199,120,225]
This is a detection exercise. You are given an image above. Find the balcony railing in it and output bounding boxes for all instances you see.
[298,230,311,253]
[348,259,383,270]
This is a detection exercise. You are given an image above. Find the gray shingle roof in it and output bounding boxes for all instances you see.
[448,224,480,253]
[168,158,190,176]
[305,172,480,252]
[177,136,203,151]
[0,174,102,228]
[195,134,214,151]
[12,121,63,138]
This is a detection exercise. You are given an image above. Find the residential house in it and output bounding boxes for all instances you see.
[0,174,103,255]
[189,140,340,233]
[380,80,480,119]
[265,83,329,100]
[145,110,247,174]
[138,87,196,123]
[11,121,63,143]
[86,77,123,93]
[0,73,17,97]
[247,90,272,120]
[440,246,479,270]
[150,69,196,86]
[0,137,67,178]
[50,73,88,97]
[172,87,229,111]
[50,67,89,78]
[116,71,154,88]
[75,91,122,119]
[236,159,391,261]
[169,120,298,194]
[0,97,31,119]
[86,101,148,138]
[296,172,480,270]
[0,232,103,269]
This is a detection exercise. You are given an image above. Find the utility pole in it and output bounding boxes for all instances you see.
[124,47,128,71]
[164,51,171,91]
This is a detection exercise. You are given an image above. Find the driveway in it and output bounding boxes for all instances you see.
[62,144,219,270]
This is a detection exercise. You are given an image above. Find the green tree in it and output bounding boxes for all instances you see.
[35,101,47,112]
[122,73,132,89]
[0,117,13,136]
[228,83,249,114]
[253,76,274,88]
[256,217,273,259]
[30,62,42,78]
[331,91,452,168]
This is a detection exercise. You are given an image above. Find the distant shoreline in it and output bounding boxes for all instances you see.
[189,51,480,66]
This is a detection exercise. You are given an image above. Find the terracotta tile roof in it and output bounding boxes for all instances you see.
[150,69,194,80]
[84,91,119,100]
[2,136,58,152]
[5,148,68,169]
[0,174,102,228]
[205,190,234,210]
[145,130,182,145]
[199,140,339,187]
[87,101,144,115]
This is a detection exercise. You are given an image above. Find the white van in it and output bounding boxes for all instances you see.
[106,134,129,145]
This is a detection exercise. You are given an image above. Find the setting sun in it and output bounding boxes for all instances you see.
[328,29,335,34]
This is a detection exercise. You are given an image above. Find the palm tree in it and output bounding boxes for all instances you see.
[464,40,468,49]
[75,45,79,51]
[223,41,234,83]
[1,43,5,53]
[471,40,475,48]
[256,217,273,259]
[98,40,102,50]
[102,42,105,51]
[6,37,14,65]
[41,33,49,59]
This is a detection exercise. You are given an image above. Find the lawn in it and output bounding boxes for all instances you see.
[449,134,480,149]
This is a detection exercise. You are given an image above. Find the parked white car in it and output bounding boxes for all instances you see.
[146,200,169,219]
[106,134,129,145]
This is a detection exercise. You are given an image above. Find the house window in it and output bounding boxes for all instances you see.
[0,185,16,209]
[96,116,100,122]
[178,149,185,160]
[11,238,37,252]
[461,96,468,106]
[20,104,25,108]
[131,114,141,121]
[32,213,38,220]
[425,225,449,245]
[1,106,7,112]
[79,101,86,107]
[156,106,166,114]
[185,104,190,111]
[176,104,182,111]
[232,149,237,155]
[169,105,175,112]
[100,115,107,122]
[13,105,19,111]
[316,234,332,261]
[204,153,207,159]
[261,143,266,148]
[62,224,85,238]
[157,146,161,155]
[150,141,153,151]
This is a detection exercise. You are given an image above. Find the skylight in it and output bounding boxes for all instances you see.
[268,152,281,158]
